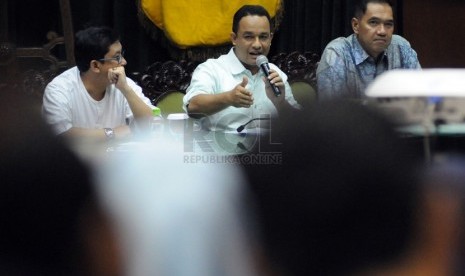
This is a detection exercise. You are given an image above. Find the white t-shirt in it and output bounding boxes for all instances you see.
[42,66,153,135]
[183,48,300,131]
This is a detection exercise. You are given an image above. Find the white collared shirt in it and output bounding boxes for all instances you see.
[184,48,300,131]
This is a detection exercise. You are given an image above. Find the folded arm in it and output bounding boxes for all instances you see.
[60,125,131,141]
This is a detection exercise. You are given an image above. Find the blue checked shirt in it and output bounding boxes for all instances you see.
[317,34,421,100]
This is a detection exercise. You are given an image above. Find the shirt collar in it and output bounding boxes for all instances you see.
[226,47,250,75]
[351,34,387,65]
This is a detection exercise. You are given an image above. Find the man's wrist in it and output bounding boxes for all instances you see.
[120,84,133,95]
[104,128,115,140]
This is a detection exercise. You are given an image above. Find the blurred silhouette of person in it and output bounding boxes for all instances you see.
[95,138,258,276]
[0,91,122,275]
[245,101,465,276]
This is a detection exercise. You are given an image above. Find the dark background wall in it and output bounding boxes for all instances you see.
[403,0,465,68]
[0,0,381,74]
[1,0,464,75]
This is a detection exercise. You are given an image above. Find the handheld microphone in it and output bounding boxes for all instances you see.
[236,117,270,133]
[256,55,281,97]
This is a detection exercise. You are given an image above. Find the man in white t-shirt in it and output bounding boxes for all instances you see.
[42,26,153,141]
[183,5,300,131]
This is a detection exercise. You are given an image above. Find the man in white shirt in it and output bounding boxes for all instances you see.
[183,5,300,131]
[43,26,153,141]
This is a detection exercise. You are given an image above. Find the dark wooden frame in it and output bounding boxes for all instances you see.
[133,51,319,105]
[0,0,74,98]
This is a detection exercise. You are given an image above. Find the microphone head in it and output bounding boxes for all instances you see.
[256,55,268,66]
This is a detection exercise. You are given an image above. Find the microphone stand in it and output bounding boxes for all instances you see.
[236,118,270,133]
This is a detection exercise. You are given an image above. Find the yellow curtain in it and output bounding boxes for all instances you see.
[141,0,282,49]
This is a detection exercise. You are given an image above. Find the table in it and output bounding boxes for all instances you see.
[68,119,283,167]
[397,123,465,162]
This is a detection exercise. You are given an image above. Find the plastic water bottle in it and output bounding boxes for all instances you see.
[151,107,164,136]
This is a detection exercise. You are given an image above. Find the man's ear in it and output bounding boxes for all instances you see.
[90,60,101,73]
[230,32,237,46]
[352,17,359,34]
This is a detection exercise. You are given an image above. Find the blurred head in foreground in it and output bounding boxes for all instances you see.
[245,101,437,275]
[96,140,257,276]
[0,92,119,275]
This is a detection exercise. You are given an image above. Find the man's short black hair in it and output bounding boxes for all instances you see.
[232,5,273,34]
[354,0,394,19]
[74,26,120,72]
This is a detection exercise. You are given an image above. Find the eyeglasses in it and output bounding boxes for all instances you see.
[98,50,125,64]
